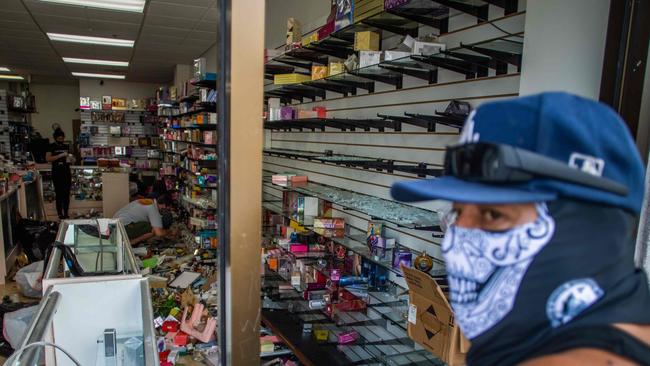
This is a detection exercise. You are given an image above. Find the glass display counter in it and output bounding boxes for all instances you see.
[44,219,139,279]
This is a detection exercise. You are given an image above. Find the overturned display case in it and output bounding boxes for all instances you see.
[7,220,157,366]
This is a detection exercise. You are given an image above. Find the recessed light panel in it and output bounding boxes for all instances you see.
[72,72,126,80]
[47,33,135,48]
[63,58,129,67]
[38,0,145,13]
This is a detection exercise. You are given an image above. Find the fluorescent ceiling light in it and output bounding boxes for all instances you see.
[38,0,145,13]
[63,57,129,67]
[0,67,10,72]
[47,33,134,48]
[0,75,24,80]
[72,72,125,80]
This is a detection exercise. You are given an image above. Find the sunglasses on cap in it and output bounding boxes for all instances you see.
[444,142,628,196]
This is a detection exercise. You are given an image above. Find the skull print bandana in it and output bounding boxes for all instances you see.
[445,199,650,366]
[442,203,555,339]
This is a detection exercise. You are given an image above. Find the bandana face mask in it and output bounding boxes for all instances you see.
[441,204,556,339]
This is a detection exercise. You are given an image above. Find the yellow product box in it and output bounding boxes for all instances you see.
[354,0,384,22]
[311,65,329,80]
[354,31,381,51]
[328,62,345,76]
[274,73,312,85]
[301,31,319,46]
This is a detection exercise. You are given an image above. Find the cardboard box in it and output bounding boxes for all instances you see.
[354,31,380,51]
[286,17,302,45]
[401,265,468,366]
[359,50,382,68]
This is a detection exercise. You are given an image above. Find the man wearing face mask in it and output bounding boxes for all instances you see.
[391,92,650,365]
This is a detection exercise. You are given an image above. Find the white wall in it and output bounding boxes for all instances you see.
[30,83,80,139]
[519,0,611,99]
[78,79,159,101]
[200,44,217,73]
[265,0,331,48]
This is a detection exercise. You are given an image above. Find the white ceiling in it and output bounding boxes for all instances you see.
[0,0,217,83]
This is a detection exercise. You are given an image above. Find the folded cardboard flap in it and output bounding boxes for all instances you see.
[401,265,468,366]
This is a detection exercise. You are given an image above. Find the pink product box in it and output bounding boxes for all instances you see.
[337,330,359,345]
[290,243,309,253]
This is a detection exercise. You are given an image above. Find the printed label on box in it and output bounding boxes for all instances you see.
[408,303,418,324]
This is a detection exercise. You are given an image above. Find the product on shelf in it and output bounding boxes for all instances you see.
[354,0,384,21]
[354,31,380,51]
[335,0,354,30]
[328,61,345,76]
[311,66,329,80]
[359,50,382,68]
[286,17,302,45]
[274,73,312,85]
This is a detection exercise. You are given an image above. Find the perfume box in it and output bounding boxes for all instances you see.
[102,96,112,110]
[297,196,319,218]
[329,62,345,76]
[314,218,345,229]
[318,20,335,40]
[354,31,380,51]
[311,66,329,80]
[412,41,446,56]
[355,0,384,22]
[359,50,382,68]
[274,73,312,85]
[313,106,327,118]
[384,0,408,10]
[302,31,319,47]
[280,106,296,120]
[384,50,411,61]
[335,0,354,31]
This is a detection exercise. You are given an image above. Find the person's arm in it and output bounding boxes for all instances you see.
[45,151,67,162]
[131,231,155,245]
[148,204,166,237]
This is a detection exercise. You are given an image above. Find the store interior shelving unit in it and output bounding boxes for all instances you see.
[0,89,36,159]
[158,78,218,246]
[79,108,162,173]
[261,0,526,364]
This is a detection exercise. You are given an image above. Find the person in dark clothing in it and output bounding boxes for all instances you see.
[46,128,73,219]
[392,93,650,365]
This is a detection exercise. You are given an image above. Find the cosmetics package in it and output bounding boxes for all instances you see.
[412,41,446,56]
[318,19,335,40]
[393,248,412,270]
[194,57,207,80]
[314,218,345,229]
[337,330,360,345]
[359,50,382,68]
[335,0,354,31]
[286,17,302,45]
[280,106,296,120]
[362,259,389,290]
[274,73,312,85]
[80,97,90,110]
[384,0,409,10]
[367,221,384,250]
[310,106,327,119]
[354,31,380,51]
[302,31,319,47]
[329,62,345,76]
[354,0,384,22]
[371,237,395,262]
[102,96,112,110]
[311,66,329,80]
[297,110,318,119]
[312,328,329,343]
[384,50,411,61]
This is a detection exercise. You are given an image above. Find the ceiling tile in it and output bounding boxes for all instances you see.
[140,25,189,38]
[147,2,210,20]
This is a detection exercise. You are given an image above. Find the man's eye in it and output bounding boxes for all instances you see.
[482,209,504,222]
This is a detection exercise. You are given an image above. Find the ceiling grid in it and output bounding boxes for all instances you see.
[0,0,217,83]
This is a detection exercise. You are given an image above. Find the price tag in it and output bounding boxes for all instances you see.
[408,304,417,325]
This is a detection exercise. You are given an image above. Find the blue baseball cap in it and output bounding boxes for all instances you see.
[391,92,645,214]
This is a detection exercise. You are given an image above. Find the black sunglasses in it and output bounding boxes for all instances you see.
[444,142,628,196]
